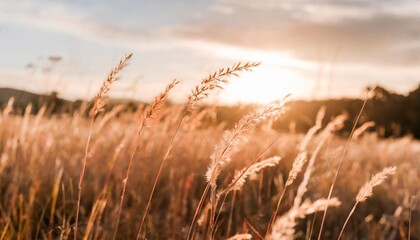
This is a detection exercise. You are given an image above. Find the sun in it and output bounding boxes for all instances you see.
[219,64,302,104]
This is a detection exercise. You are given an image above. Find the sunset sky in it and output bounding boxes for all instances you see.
[0,0,419,104]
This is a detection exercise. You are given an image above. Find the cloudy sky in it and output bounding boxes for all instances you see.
[0,0,419,103]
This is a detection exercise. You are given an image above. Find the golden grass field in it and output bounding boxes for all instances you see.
[0,55,418,239]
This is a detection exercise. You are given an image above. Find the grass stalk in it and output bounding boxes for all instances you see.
[317,94,369,240]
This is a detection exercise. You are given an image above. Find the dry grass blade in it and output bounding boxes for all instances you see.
[268,198,341,240]
[356,166,397,202]
[264,153,307,237]
[113,79,179,240]
[49,167,63,226]
[225,156,281,193]
[299,106,326,152]
[206,97,289,188]
[294,114,347,209]
[203,98,288,239]
[227,233,252,240]
[244,219,264,240]
[265,107,327,237]
[90,53,133,117]
[83,199,107,240]
[0,220,10,240]
[286,152,307,187]
[352,121,375,140]
[2,97,14,117]
[338,166,397,239]
[318,91,371,240]
[187,62,259,111]
[142,79,180,127]
[95,105,126,132]
[75,53,132,240]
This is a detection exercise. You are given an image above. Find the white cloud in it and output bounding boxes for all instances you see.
[0,1,183,52]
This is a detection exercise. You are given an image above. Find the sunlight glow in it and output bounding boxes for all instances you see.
[220,64,304,104]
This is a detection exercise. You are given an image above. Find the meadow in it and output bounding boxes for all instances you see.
[0,55,418,239]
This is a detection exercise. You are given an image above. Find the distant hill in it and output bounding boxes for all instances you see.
[0,88,142,114]
[215,84,420,138]
[0,88,56,104]
[0,88,73,114]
